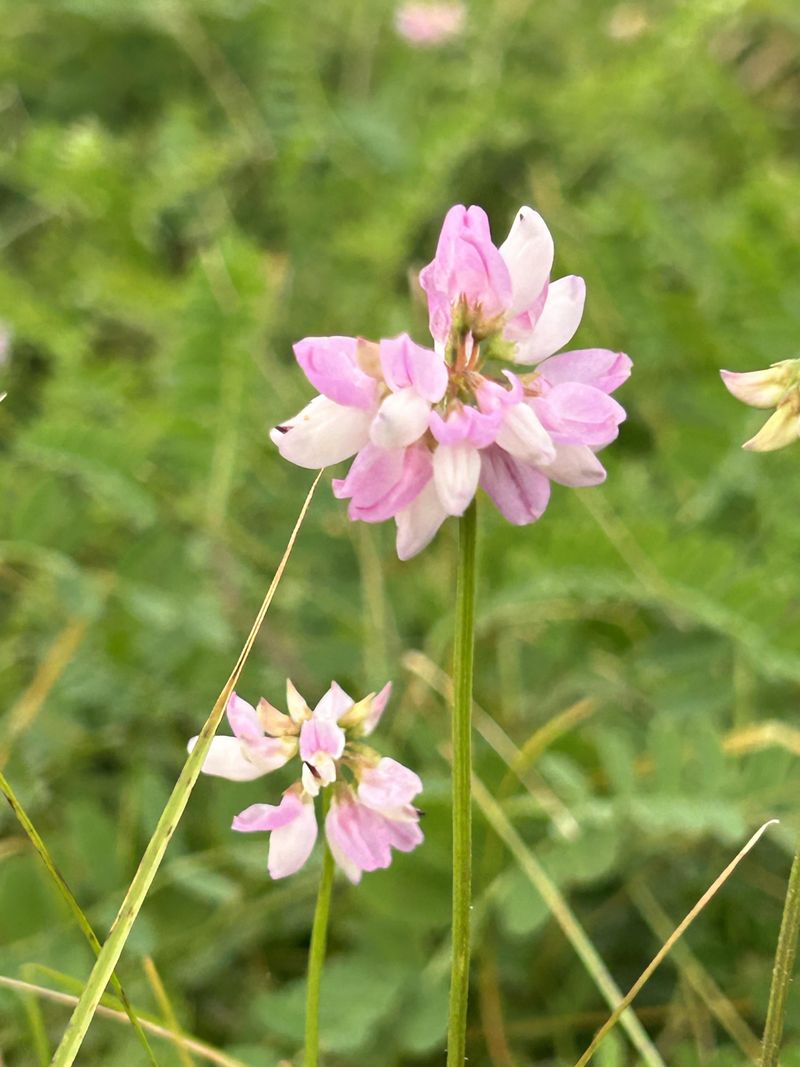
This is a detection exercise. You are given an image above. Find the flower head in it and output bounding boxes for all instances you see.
[394,2,465,46]
[189,680,422,881]
[721,359,800,451]
[272,204,630,558]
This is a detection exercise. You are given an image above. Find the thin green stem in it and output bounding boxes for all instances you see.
[447,498,478,1065]
[304,836,335,1067]
[0,771,159,1066]
[761,838,800,1066]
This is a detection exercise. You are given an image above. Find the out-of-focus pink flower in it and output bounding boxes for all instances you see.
[394,2,465,46]
[721,360,800,451]
[189,680,421,880]
[272,205,630,558]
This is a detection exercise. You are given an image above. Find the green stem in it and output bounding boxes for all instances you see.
[761,837,800,1066]
[0,771,159,1066]
[304,839,335,1067]
[447,498,478,1065]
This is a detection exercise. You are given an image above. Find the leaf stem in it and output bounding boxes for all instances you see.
[761,837,800,1066]
[304,833,335,1067]
[447,498,478,1065]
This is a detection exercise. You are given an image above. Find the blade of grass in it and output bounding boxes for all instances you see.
[143,957,195,1067]
[574,819,779,1067]
[0,769,159,1065]
[0,976,251,1067]
[49,472,322,1067]
[628,879,761,1062]
[471,773,665,1067]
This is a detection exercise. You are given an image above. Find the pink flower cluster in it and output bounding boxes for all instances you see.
[272,205,631,558]
[189,681,422,882]
[394,2,465,46]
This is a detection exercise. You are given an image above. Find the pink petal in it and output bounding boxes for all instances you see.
[533,383,626,448]
[325,794,392,872]
[370,388,431,449]
[429,404,500,448]
[539,444,607,487]
[720,364,796,409]
[379,334,448,402]
[293,336,379,410]
[226,692,263,743]
[479,445,551,525]
[433,442,481,516]
[394,1,465,45]
[189,736,265,782]
[358,757,423,810]
[299,717,346,762]
[540,349,632,394]
[268,797,318,879]
[232,791,305,833]
[394,478,448,560]
[419,204,512,341]
[510,275,586,364]
[334,442,433,523]
[270,395,372,468]
[314,681,355,721]
[498,207,554,318]
[361,681,392,736]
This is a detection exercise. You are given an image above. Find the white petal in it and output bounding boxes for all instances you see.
[188,736,265,782]
[433,443,481,516]
[499,207,554,318]
[395,479,448,560]
[271,395,373,468]
[496,403,556,465]
[538,444,607,487]
[511,276,586,365]
[267,799,318,879]
[302,763,321,797]
[369,388,430,449]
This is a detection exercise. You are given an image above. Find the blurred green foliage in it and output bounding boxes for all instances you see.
[2,0,800,1063]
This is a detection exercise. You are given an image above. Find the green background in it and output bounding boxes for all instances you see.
[2,0,800,1063]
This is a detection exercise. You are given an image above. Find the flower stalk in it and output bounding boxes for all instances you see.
[447,497,478,1064]
[761,837,800,1067]
[304,805,335,1067]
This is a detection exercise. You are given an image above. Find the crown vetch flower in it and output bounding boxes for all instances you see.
[272,205,630,558]
[394,2,465,46]
[720,359,800,451]
[189,680,422,881]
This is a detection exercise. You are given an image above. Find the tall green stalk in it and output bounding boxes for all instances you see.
[761,838,800,1066]
[304,838,335,1067]
[447,498,478,1065]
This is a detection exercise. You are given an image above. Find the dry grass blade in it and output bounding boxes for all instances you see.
[143,957,195,1067]
[49,472,323,1067]
[471,773,665,1067]
[628,880,761,1062]
[0,617,90,769]
[404,650,583,840]
[574,819,779,1067]
[0,975,251,1067]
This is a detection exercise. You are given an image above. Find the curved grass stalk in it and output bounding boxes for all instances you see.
[49,472,322,1067]
[0,974,251,1067]
[0,770,159,1065]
